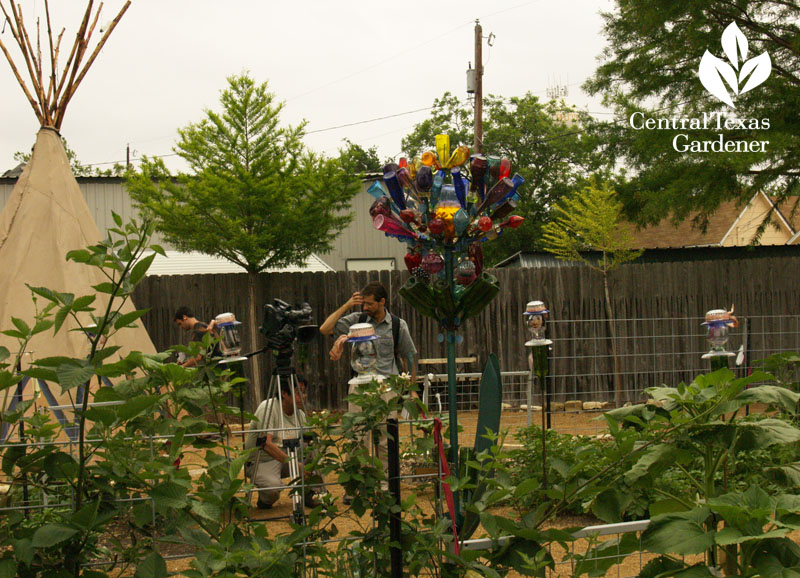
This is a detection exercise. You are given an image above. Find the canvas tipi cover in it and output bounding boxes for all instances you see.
[0,127,156,407]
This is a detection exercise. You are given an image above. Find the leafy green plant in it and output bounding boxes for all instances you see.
[603,368,800,575]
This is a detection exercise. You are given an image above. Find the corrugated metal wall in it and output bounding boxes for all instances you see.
[0,177,168,245]
[316,177,408,271]
[0,176,407,272]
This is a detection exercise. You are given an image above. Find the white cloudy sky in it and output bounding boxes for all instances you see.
[0,0,614,173]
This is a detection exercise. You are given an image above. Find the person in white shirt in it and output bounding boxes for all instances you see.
[244,376,320,509]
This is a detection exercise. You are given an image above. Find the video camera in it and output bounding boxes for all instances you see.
[260,299,318,356]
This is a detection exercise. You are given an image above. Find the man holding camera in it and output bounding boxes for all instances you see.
[244,376,321,510]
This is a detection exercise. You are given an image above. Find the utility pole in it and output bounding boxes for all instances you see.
[473,19,483,154]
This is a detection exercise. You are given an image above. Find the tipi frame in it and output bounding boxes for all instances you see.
[0,0,131,130]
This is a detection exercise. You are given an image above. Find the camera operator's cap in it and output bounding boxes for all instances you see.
[523,301,548,315]
[346,322,379,342]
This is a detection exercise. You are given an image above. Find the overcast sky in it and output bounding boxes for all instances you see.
[0,0,614,173]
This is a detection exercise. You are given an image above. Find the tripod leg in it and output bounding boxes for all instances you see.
[287,447,304,525]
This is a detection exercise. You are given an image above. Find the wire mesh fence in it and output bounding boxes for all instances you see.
[1,313,798,575]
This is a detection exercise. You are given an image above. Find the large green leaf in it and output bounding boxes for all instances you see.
[135,552,167,578]
[116,395,161,421]
[737,385,800,413]
[35,356,80,368]
[190,499,223,522]
[766,463,800,487]
[0,558,16,578]
[56,363,95,391]
[113,309,147,330]
[71,294,97,311]
[43,452,79,480]
[31,524,78,548]
[152,482,189,510]
[130,253,156,286]
[624,444,675,484]
[91,346,123,364]
[69,500,100,531]
[10,317,30,336]
[21,368,58,383]
[736,419,800,450]
[591,488,631,523]
[715,526,788,545]
[708,485,773,525]
[642,508,715,555]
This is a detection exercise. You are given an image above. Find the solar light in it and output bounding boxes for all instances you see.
[347,323,380,383]
[523,301,552,346]
[214,312,242,357]
[701,308,738,360]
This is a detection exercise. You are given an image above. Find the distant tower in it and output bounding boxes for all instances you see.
[546,76,569,101]
[546,76,579,126]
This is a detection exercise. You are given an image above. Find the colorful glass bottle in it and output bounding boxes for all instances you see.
[452,167,467,209]
[383,171,407,211]
[490,198,517,221]
[435,184,459,241]
[430,170,445,208]
[397,167,421,204]
[435,134,450,169]
[446,145,470,169]
[498,157,511,180]
[487,156,502,182]
[474,177,513,215]
[469,155,488,194]
[421,151,440,170]
[416,165,433,195]
[453,208,470,237]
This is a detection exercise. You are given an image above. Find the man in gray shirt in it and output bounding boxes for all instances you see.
[321,281,416,380]
[320,281,417,504]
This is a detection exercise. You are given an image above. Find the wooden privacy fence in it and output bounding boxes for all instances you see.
[131,254,800,411]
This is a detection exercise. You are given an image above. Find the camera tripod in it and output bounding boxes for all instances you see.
[247,358,312,525]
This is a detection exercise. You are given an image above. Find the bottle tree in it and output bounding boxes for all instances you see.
[367,134,525,530]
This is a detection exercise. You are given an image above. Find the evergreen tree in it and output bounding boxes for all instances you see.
[128,73,360,399]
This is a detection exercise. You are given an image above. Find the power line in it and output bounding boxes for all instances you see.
[305,106,435,135]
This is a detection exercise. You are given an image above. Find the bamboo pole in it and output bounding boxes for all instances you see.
[57,1,131,129]
[12,3,48,120]
[0,3,44,122]
[0,0,130,129]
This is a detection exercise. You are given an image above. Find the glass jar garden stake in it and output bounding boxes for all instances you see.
[524,301,552,481]
[346,323,382,385]
[701,307,738,371]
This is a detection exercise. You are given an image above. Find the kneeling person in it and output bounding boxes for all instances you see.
[245,377,319,509]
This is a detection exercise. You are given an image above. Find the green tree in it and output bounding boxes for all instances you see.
[542,182,642,406]
[401,92,611,264]
[337,138,382,174]
[127,73,360,399]
[586,1,800,229]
